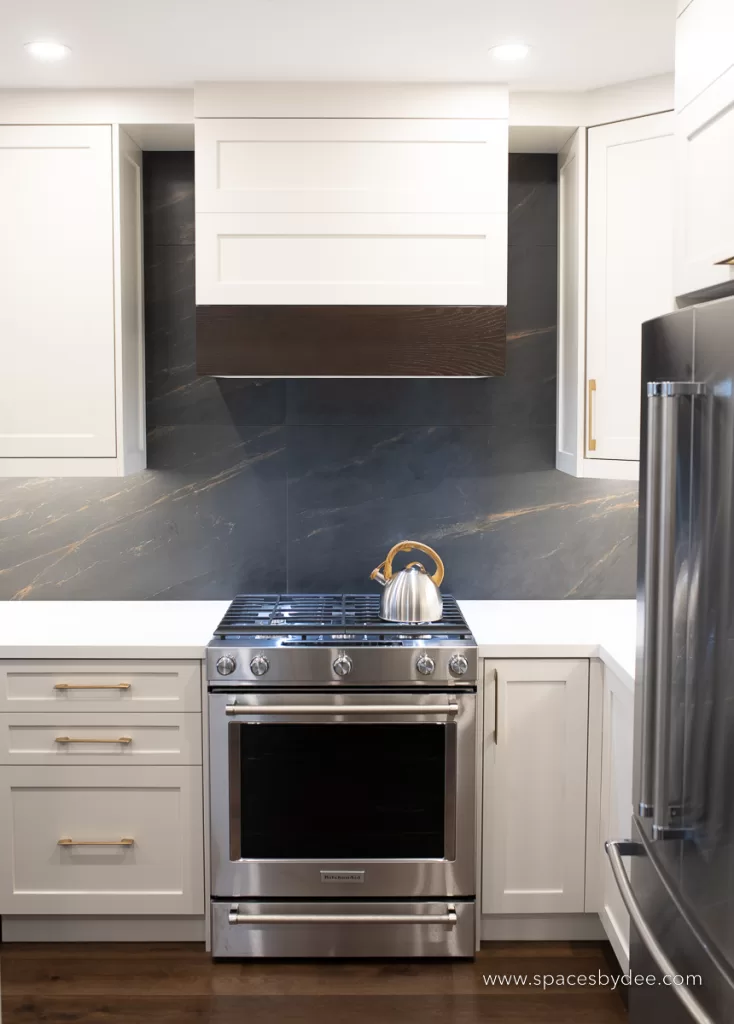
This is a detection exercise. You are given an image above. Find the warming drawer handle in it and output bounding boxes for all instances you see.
[225,703,459,716]
[605,840,713,1024]
[228,905,457,926]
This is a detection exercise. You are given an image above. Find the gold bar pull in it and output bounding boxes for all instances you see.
[54,683,131,691]
[58,837,134,847]
[494,667,499,744]
[588,378,597,453]
[55,736,133,745]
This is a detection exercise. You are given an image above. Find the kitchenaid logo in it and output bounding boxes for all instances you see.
[320,870,365,883]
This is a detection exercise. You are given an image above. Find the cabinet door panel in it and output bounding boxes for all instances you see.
[482,659,590,914]
[0,125,116,458]
[675,67,734,296]
[0,660,202,713]
[0,765,204,915]
[586,113,674,462]
[195,211,507,306]
[0,712,202,766]
[195,118,508,214]
[675,0,734,112]
[598,668,634,970]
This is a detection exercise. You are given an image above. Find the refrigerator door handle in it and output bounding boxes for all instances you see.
[605,839,714,1024]
[644,381,706,838]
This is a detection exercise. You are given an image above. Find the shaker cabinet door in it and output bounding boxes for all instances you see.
[0,765,204,915]
[586,113,675,463]
[482,659,590,914]
[597,666,634,971]
[0,125,116,459]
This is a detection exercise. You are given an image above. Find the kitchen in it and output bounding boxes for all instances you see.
[0,0,732,1021]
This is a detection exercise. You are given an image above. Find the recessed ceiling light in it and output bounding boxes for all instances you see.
[490,43,530,61]
[25,40,71,62]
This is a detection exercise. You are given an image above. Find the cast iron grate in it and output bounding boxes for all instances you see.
[213,594,469,638]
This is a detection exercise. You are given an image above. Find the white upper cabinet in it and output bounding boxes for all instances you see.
[586,113,675,463]
[675,0,734,112]
[557,116,674,478]
[194,83,508,307]
[482,659,590,915]
[674,0,734,297]
[0,125,145,477]
[0,126,115,459]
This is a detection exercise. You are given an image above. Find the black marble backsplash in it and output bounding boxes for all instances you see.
[0,153,638,600]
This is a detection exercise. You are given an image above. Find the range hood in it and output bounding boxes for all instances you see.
[193,82,509,378]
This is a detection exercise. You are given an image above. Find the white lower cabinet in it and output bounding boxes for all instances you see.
[482,659,590,914]
[597,665,635,970]
[0,658,206,922]
[0,764,204,916]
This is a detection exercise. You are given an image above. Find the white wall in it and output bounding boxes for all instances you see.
[510,74,674,129]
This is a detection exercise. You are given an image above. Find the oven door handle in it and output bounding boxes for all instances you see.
[225,703,460,716]
[228,904,457,926]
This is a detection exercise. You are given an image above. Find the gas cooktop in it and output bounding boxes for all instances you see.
[213,593,471,640]
[206,594,477,685]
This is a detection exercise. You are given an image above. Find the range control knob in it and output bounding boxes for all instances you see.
[216,655,237,676]
[416,655,436,676]
[249,655,270,677]
[333,654,353,677]
[449,654,469,677]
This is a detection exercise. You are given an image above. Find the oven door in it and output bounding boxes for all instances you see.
[209,688,476,899]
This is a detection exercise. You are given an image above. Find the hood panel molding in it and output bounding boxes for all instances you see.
[196,305,506,378]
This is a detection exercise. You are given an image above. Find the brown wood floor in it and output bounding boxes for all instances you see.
[0,940,628,1023]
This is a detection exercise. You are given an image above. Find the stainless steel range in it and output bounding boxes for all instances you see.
[207,594,477,959]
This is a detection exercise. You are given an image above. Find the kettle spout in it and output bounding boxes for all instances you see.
[370,564,388,587]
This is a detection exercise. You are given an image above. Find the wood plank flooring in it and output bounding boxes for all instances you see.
[1,940,627,1023]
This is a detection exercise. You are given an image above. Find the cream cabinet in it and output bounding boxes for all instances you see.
[481,659,590,914]
[194,85,508,307]
[0,659,205,918]
[0,765,204,915]
[0,125,145,477]
[557,115,674,479]
[596,665,635,971]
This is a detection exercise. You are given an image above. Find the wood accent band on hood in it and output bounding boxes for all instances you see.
[196,305,506,377]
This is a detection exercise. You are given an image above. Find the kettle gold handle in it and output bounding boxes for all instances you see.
[377,541,445,586]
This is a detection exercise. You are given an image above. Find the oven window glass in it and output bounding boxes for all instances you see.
[237,723,446,858]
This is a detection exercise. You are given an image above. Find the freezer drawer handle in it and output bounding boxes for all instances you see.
[228,904,457,926]
[225,704,459,716]
[605,840,713,1024]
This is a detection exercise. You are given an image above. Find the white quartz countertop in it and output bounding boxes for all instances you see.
[0,601,230,660]
[0,598,637,689]
[459,599,637,690]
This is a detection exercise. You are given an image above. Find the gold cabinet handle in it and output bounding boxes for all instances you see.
[55,736,133,745]
[588,378,597,452]
[58,837,134,847]
[54,683,131,690]
[494,667,499,744]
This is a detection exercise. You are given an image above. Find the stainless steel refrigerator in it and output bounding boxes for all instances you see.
[606,294,734,1023]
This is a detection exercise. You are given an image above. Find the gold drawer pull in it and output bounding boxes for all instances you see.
[58,837,134,847]
[55,736,133,745]
[588,378,597,452]
[54,683,131,691]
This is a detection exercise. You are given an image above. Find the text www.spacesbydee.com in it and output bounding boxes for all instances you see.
[482,971,703,991]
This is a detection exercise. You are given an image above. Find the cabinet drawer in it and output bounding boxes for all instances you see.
[0,765,204,915]
[0,661,201,713]
[0,713,202,766]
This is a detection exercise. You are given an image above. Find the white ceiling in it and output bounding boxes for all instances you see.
[1,0,676,92]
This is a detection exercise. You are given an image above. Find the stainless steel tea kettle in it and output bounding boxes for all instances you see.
[370,540,445,623]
